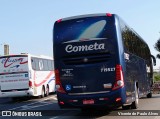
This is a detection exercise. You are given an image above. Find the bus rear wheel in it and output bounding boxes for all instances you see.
[122,105,130,110]
[147,92,152,98]
[131,87,139,109]
[41,86,45,98]
[45,85,49,97]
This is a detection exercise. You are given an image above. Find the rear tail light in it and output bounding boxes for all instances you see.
[112,65,124,90]
[59,101,65,105]
[29,81,32,87]
[55,69,66,93]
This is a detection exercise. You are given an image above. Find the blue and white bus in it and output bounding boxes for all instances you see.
[53,13,156,109]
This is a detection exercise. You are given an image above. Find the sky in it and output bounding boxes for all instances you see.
[0,0,160,69]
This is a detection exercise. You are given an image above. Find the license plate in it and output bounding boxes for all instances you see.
[83,99,94,105]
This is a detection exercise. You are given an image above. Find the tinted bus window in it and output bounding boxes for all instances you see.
[31,58,36,70]
[48,60,54,70]
[54,16,117,57]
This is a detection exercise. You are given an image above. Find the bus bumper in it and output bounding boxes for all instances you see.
[0,89,34,98]
[57,87,126,108]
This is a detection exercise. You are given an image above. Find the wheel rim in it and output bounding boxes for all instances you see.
[135,88,139,105]
[46,87,49,96]
[42,88,45,97]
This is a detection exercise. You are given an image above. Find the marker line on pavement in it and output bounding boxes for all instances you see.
[20,102,53,110]
[8,96,57,110]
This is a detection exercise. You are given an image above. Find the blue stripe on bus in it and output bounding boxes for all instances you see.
[48,77,55,84]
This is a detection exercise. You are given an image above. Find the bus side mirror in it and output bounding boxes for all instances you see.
[151,55,156,66]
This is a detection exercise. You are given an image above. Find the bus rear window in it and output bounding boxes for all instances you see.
[54,16,115,43]
[0,55,28,74]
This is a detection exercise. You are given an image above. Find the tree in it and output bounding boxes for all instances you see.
[154,38,160,59]
[154,73,160,82]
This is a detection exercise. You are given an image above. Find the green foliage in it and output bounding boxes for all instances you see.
[154,38,160,59]
[154,72,160,82]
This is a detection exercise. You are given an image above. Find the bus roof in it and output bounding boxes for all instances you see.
[56,13,113,22]
[0,54,53,60]
[55,13,149,52]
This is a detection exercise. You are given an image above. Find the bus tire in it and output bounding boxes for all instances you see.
[41,86,45,98]
[147,92,152,98]
[45,85,49,97]
[122,105,130,110]
[131,86,139,109]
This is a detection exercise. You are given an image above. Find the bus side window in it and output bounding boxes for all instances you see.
[121,25,130,52]
[39,59,44,71]
[31,58,36,70]
[127,30,133,53]
[48,60,54,70]
[35,58,40,71]
[51,60,54,70]
[43,59,48,71]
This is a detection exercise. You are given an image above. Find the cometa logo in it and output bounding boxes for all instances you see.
[65,42,105,53]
